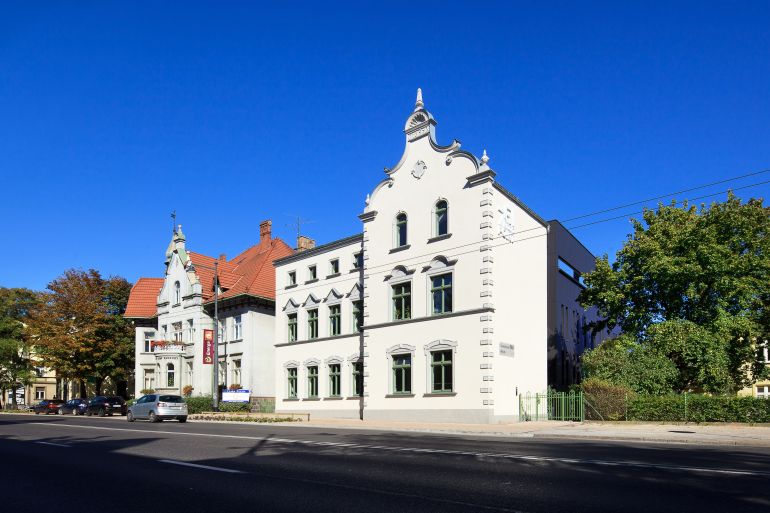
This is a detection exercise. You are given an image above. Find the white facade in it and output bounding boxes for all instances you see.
[274,91,596,422]
[129,226,285,402]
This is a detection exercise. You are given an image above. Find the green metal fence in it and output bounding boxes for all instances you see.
[519,391,585,422]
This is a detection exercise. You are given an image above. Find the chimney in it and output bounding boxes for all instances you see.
[219,254,227,262]
[296,235,316,252]
[260,220,272,243]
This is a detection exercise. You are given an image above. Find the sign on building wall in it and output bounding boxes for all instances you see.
[222,389,250,403]
[500,343,515,358]
[203,329,214,364]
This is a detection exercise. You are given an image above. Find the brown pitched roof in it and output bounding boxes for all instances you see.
[124,278,164,318]
[190,238,295,302]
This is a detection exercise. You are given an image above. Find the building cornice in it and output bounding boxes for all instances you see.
[273,233,364,267]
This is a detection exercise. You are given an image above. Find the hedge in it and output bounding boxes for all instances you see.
[218,402,251,413]
[184,395,214,414]
[628,395,770,423]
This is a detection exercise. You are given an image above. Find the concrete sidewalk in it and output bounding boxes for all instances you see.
[294,417,770,447]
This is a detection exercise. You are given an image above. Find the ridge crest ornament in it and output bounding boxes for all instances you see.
[412,160,427,179]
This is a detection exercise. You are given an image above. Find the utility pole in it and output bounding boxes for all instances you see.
[212,259,219,411]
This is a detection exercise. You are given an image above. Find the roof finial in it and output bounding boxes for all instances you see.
[414,88,424,111]
[481,149,490,165]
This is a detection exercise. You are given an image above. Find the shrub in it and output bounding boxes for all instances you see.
[140,388,155,395]
[582,377,634,421]
[185,395,213,414]
[182,385,194,397]
[627,394,770,422]
[218,402,251,413]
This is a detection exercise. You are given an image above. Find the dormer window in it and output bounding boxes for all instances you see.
[174,281,181,304]
[395,213,408,247]
[434,200,448,236]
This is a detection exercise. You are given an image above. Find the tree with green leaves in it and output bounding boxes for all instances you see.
[29,270,133,397]
[579,193,770,394]
[0,288,39,408]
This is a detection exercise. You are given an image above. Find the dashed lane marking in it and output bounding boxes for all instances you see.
[158,459,244,473]
[34,441,70,448]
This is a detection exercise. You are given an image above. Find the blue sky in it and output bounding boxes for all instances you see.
[1,2,769,290]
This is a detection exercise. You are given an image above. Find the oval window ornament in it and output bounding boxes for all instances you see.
[412,160,427,179]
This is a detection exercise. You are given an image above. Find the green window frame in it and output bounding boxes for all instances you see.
[431,350,453,393]
[307,365,318,398]
[328,363,341,397]
[392,282,411,320]
[329,305,341,336]
[352,300,363,332]
[352,361,363,397]
[287,313,297,342]
[307,309,318,339]
[395,213,408,247]
[392,354,412,394]
[431,273,453,315]
[287,368,297,399]
[435,200,448,236]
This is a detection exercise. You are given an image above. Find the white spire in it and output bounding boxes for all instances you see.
[480,149,490,165]
[414,88,424,111]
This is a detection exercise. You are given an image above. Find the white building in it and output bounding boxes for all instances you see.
[125,220,294,403]
[274,91,609,422]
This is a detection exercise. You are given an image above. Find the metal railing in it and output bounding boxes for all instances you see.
[519,391,585,422]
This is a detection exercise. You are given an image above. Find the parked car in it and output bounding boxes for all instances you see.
[86,396,127,417]
[58,398,89,416]
[128,394,187,423]
[33,399,65,415]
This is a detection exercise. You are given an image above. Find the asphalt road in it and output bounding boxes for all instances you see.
[2,414,769,513]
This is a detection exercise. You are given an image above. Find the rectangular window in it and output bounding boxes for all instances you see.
[172,322,183,342]
[307,309,318,339]
[161,325,167,340]
[35,387,45,400]
[352,361,363,397]
[219,319,226,343]
[144,331,154,352]
[431,350,453,393]
[558,257,585,287]
[288,271,297,285]
[287,313,297,342]
[431,273,453,315]
[186,319,194,342]
[308,265,317,281]
[287,368,298,399]
[352,300,363,332]
[186,361,193,386]
[328,364,341,397]
[353,252,363,270]
[307,366,319,398]
[392,282,412,320]
[329,259,339,275]
[218,360,226,384]
[232,359,241,385]
[392,354,412,394]
[329,305,341,336]
[757,386,770,399]
[234,315,243,340]
[144,369,155,391]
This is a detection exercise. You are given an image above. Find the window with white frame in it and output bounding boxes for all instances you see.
[35,387,45,400]
[161,325,167,340]
[232,359,242,386]
[218,360,226,385]
[219,319,226,342]
[329,259,339,275]
[353,252,363,270]
[288,270,297,286]
[167,363,175,387]
[144,331,154,352]
[352,300,363,332]
[174,281,181,304]
[144,369,155,391]
[186,361,193,386]
[395,213,408,247]
[434,200,448,237]
[234,315,243,340]
[757,386,770,399]
[172,322,183,342]
[308,265,317,281]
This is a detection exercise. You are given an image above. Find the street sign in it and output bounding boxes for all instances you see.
[222,389,250,403]
[203,329,214,364]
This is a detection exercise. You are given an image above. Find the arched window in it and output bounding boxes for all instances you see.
[434,200,448,236]
[174,281,181,304]
[395,213,408,247]
[167,363,175,387]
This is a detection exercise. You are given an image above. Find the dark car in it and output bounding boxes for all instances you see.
[86,396,127,417]
[59,398,89,416]
[33,399,65,415]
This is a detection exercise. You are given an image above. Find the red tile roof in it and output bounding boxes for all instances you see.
[124,278,164,318]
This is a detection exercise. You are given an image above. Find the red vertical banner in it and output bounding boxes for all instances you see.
[203,329,214,364]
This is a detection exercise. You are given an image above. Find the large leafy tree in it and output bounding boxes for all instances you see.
[579,194,770,393]
[30,270,133,396]
[0,288,39,408]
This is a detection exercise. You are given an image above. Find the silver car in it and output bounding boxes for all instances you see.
[127,394,188,423]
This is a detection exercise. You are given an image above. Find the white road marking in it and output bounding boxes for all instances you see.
[35,441,70,447]
[158,459,244,473]
[28,422,770,477]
